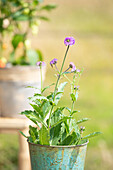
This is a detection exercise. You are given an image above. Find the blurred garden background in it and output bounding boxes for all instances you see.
[0,0,113,169]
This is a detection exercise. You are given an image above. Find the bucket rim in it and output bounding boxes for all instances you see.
[28,140,89,148]
[0,65,46,70]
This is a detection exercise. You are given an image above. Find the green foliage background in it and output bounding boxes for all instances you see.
[0,0,113,169]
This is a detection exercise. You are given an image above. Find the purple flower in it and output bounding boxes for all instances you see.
[74,86,79,90]
[76,69,80,73]
[37,61,46,67]
[64,37,75,46]
[50,58,58,67]
[80,126,85,134]
[69,62,76,71]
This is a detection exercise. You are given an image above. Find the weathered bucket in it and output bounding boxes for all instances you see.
[28,141,88,170]
[0,66,46,118]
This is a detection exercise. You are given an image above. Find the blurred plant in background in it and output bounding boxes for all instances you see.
[0,0,56,67]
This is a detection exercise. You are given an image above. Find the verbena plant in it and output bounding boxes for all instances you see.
[20,37,101,146]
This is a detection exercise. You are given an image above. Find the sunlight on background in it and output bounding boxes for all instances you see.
[0,0,113,169]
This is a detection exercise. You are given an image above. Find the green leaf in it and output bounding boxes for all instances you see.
[78,139,88,145]
[29,125,39,144]
[41,83,55,93]
[76,118,90,124]
[70,93,76,102]
[20,110,47,128]
[65,107,71,113]
[19,131,28,138]
[70,110,78,116]
[12,34,24,49]
[51,117,71,128]
[27,49,39,65]
[82,132,102,140]
[60,132,78,145]
[69,119,80,135]
[37,16,49,21]
[25,86,41,91]
[36,49,43,61]
[39,125,50,145]
[12,13,30,21]
[40,4,57,11]
[30,103,43,118]
[50,123,62,145]
[28,94,48,102]
[54,82,67,105]
[41,101,51,119]
[51,107,65,126]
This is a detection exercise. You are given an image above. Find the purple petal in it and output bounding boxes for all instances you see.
[76,69,80,73]
[50,58,58,67]
[69,62,76,71]
[37,61,46,67]
[64,37,75,46]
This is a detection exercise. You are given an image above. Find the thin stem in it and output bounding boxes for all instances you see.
[55,64,60,73]
[60,45,69,74]
[48,45,70,128]
[70,73,81,114]
[40,65,43,93]
[63,67,70,73]
[63,74,72,83]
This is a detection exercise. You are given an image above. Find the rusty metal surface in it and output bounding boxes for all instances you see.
[28,142,88,170]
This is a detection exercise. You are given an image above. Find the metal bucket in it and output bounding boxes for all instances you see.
[28,141,88,170]
[0,66,46,118]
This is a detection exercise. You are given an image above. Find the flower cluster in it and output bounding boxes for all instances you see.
[20,37,101,146]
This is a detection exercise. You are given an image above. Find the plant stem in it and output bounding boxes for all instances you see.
[60,45,69,73]
[40,65,43,93]
[48,45,70,128]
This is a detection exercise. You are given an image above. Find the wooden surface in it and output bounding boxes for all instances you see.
[0,117,32,129]
[0,118,31,170]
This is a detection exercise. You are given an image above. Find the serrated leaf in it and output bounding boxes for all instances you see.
[50,123,62,145]
[28,95,48,102]
[20,110,47,128]
[30,103,43,118]
[69,119,80,135]
[54,82,67,105]
[51,116,71,128]
[76,118,90,124]
[82,132,102,140]
[60,132,78,145]
[39,125,50,145]
[29,125,39,144]
[51,107,65,126]
[41,101,51,119]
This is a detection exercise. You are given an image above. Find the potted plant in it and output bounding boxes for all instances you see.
[20,37,101,169]
[0,0,56,117]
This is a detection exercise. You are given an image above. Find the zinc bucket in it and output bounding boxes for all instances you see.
[0,66,46,118]
[28,141,88,170]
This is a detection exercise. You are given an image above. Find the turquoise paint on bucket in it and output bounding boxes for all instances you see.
[28,141,88,170]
